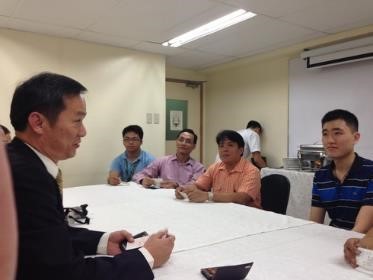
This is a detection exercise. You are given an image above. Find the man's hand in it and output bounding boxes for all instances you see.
[344,238,360,268]
[142,177,155,187]
[175,187,185,199]
[160,180,178,189]
[107,230,134,255]
[175,184,197,200]
[143,230,175,268]
[107,176,121,186]
[184,186,208,203]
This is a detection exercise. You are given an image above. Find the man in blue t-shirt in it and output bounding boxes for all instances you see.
[107,125,155,185]
[310,109,373,233]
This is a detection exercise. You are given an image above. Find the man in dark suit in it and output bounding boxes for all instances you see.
[7,72,175,280]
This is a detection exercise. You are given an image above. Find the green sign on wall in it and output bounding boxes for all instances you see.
[166,99,188,140]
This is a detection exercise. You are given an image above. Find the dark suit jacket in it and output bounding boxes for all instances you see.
[7,138,154,280]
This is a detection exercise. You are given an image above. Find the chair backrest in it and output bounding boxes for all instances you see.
[261,174,290,215]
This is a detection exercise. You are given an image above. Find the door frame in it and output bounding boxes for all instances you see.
[166,78,206,162]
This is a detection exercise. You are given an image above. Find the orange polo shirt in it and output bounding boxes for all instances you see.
[196,158,261,208]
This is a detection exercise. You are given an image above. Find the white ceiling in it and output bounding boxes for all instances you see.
[1,0,373,70]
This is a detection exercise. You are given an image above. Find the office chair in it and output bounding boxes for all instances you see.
[261,174,290,215]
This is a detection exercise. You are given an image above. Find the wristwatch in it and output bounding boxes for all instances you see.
[207,192,213,202]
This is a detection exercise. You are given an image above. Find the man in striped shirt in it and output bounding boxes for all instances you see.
[310,109,373,233]
[175,130,261,207]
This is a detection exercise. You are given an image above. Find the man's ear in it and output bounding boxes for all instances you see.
[28,112,47,134]
[353,131,361,144]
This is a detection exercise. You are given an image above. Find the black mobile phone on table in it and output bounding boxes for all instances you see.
[200,262,254,280]
[120,231,148,251]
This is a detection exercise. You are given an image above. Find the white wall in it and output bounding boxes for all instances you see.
[0,28,165,187]
[204,57,289,167]
[289,57,373,159]
[3,24,373,186]
[202,24,373,168]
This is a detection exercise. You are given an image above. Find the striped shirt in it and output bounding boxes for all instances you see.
[196,158,261,208]
[312,154,373,230]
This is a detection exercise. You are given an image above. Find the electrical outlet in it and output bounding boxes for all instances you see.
[146,113,152,124]
[153,113,160,124]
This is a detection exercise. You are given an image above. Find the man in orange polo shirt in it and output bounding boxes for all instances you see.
[175,130,261,207]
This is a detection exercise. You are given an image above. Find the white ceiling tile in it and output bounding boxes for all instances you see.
[88,0,227,42]
[163,3,239,42]
[3,18,80,38]
[327,18,373,34]
[14,0,119,28]
[0,0,372,69]
[132,41,187,56]
[0,15,10,25]
[183,16,323,57]
[281,0,373,33]
[0,0,20,16]
[167,49,235,70]
[238,32,323,58]
[214,0,325,18]
[77,31,139,49]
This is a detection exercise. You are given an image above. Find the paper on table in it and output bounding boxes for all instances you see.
[126,235,149,250]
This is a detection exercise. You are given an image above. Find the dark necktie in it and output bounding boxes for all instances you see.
[56,168,63,197]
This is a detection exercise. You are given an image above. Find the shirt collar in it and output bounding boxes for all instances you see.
[218,157,245,172]
[25,143,59,178]
[329,152,361,180]
[124,150,142,162]
[171,154,192,165]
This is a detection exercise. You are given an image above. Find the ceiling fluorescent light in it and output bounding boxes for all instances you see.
[162,9,256,47]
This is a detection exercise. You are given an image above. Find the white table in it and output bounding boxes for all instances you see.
[261,167,315,220]
[64,184,369,280]
[64,184,310,252]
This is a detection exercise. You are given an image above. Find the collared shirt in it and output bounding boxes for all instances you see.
[110,150,155,182]
[26,144,59,179]
[133,154,205,185]
[312,154,373,230]
[25,142,154,266]
[196,158,261,208]
[237,128,261,159]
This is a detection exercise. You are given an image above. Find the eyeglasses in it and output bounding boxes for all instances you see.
[123,137,141,143]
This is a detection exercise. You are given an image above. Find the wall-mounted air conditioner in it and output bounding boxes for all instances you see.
[301,36,373,69]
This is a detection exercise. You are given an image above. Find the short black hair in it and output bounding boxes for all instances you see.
[216,130,244,148]
[10,72,87,131]
[322,109,358,132]
[246,120,262,131]
[0,124,10,134]
[176,129,198,144]
[122,125,144,140]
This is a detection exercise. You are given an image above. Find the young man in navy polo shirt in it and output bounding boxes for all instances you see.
[310,109,373,233]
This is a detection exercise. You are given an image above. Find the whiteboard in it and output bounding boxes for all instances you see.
[289,58,373,159]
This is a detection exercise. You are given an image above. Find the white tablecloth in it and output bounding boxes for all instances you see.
[64,184,310,252]
[261,167,315,220]
[155,223,366,280]
[63,184,369,280]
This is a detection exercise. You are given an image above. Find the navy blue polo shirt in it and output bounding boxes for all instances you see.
[312,154,373,230]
